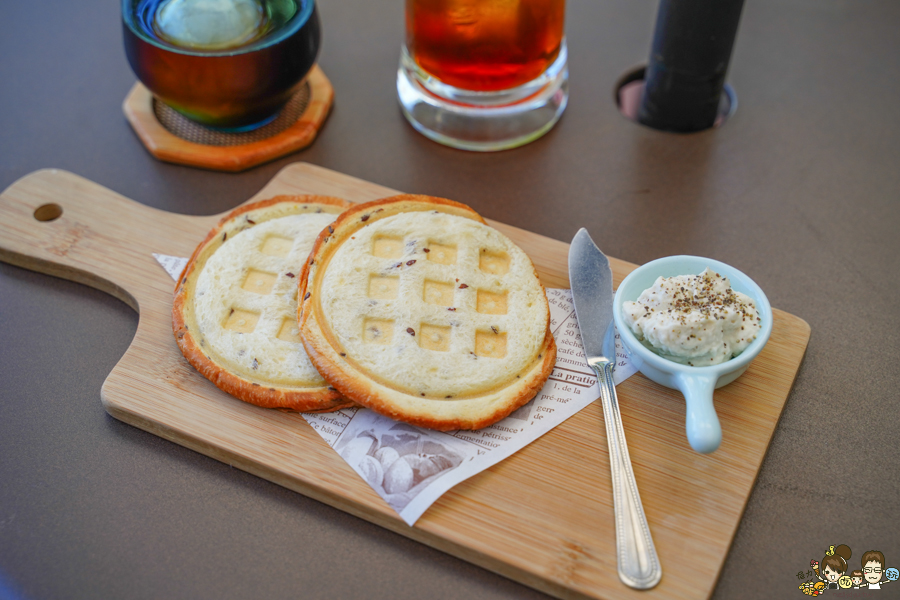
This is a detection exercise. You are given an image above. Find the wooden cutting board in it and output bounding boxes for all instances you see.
[0,164,810,600]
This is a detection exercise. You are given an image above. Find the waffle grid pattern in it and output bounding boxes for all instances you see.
[221,232,307,345]
[355,236,512,360]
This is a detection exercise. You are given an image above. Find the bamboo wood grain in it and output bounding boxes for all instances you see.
[0,164,810,600]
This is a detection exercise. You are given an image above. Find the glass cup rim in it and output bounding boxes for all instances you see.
[122,0,315,57]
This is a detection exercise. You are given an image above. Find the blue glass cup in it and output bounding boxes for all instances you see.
[123,0,321,130]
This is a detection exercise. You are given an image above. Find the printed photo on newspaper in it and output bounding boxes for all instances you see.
[302,288,636,525]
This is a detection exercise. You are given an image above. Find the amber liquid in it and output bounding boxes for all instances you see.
[406,0,564,92]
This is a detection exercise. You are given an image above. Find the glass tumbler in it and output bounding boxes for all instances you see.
[397,0,568,151]
[123,0,321,131]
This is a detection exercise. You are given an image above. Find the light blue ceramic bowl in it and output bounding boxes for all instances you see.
[612,256,773,454]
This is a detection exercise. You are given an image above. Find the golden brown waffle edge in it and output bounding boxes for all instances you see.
[298,194,557,430]
[173,194,355,412]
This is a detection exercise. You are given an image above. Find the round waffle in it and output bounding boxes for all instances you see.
[298,195,556,430]
[173,195,353,411]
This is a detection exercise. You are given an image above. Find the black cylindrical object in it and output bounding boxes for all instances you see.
[638,0,744,132]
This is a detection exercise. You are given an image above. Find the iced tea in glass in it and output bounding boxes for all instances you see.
[397,0,568,151]
[406,0,565,92]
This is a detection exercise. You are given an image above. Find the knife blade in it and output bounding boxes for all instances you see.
[568,228,662,590]
[568,229,614,362]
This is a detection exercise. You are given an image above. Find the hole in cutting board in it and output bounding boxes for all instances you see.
[34,204,63,222]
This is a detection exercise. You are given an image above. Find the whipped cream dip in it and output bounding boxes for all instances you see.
[622,268,761,366]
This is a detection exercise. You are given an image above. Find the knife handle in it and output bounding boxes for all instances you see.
[591,360,662,590]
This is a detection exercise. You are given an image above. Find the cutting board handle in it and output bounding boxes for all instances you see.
[0,169,209,310]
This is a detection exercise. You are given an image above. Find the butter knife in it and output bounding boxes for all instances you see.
[568,228,662,590]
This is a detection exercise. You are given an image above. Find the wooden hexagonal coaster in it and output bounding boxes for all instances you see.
[123,65,333,172]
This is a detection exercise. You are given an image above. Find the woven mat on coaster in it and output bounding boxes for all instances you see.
[153,81,311,147]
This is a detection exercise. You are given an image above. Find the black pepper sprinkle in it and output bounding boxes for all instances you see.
[252,358,259,370]
[252,383,260,387]
[222,232,227,241]
[361,214,370,222]
[310,259,315,265]
[247,219,256,224]
[423,248,430,253]
[340,353,346,357]
[285,272,295,278]
[407,328,415,336]
[304,292,310,300]
[459,283,468,289]
[328,225,334,234]
[445,395,452,399]
[406,260,416,266]
[448,307,456,311]
[229,308,234,315]
[421,393,426,396]
[491,326,499,334]
[269,387,275,391]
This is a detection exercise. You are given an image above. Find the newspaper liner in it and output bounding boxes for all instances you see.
[156,253,636,525]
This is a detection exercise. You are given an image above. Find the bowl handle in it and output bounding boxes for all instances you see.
[675,372,721,453]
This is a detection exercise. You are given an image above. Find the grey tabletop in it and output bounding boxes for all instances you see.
[1,0,898,599]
